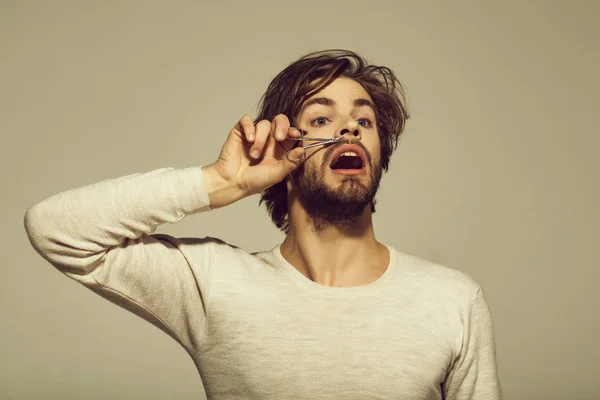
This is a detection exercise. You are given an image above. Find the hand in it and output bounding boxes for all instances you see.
[204,114,305,208]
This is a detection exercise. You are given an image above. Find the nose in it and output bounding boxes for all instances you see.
[334,119,362,141]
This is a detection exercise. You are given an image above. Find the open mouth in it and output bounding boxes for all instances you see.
[329,144,367,173]
[330,151,364,170]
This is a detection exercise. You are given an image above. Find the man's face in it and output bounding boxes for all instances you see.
[289,77,383,231]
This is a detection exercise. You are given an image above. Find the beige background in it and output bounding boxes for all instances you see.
[2,1,598,399]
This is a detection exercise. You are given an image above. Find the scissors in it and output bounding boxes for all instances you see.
[281,130,343,163]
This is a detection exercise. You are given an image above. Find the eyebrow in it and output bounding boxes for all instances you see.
[300,97,376,113]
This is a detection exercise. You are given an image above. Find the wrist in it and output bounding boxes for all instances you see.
[202,164,244,209]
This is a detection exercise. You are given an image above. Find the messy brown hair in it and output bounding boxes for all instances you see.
[256,49,410,234]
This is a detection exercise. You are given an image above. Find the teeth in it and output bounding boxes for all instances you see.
[341,151,358,157]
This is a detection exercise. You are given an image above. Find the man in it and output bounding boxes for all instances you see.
[24,49,502,399]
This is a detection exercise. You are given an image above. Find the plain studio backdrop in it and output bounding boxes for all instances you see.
[1,1,598,399]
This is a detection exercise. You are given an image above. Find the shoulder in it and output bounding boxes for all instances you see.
[390,247,482,301]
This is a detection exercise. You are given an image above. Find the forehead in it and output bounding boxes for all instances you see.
[306,77,372,103]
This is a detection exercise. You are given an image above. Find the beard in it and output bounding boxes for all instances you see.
[290,142,383,233]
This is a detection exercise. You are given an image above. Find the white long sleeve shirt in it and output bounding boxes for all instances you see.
[24,166,502,399]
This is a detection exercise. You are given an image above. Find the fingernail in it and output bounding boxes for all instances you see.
[251,149,260,159]
[248,135,255,141]
[276,131,284,140]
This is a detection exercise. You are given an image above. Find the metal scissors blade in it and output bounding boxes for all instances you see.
[284,131,342,163]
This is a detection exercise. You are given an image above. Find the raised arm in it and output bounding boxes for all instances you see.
[23,114,305,353]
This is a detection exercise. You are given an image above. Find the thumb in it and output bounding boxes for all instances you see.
[274,147,305,177]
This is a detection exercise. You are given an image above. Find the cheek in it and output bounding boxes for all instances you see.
[309,153,328,170]
[368,134,382,163]
[306,145,332,164]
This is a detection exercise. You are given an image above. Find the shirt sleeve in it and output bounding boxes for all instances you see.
[442,288,503,399]
[24,166,214,355]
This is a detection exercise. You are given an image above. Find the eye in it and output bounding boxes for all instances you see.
[357,118,373,127]
[311,116,329,127]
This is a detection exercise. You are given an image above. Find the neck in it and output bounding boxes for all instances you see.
[280,202,389,288]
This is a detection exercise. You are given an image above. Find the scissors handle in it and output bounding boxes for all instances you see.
[284,136,342,163]
[285,136,340,148]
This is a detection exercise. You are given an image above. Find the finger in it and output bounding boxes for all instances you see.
[280,127,303,153]
[277,147,306,175]
[288,127,303,138]
[269,147,305,184]
[272,114,291,141]
[237,114,256,142]
[250,119,271,159]
[271,126,300,158]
